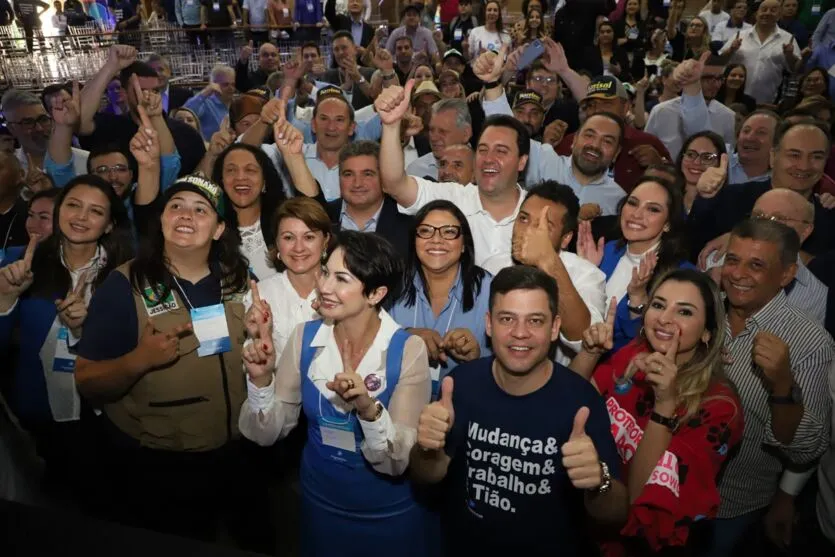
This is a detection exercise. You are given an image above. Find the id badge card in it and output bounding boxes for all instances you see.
[430,364,441,399]
[212,1,220,11]
[307,1,314,11]
[53,327,77,372]
[453,28,462,40]
[282,7,289,16]
[813,1,822,15]
[191,304,231,357]
[627,27,639,40]
[318,417,357,463]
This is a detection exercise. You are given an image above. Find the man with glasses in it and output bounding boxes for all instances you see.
[645,53,735,160]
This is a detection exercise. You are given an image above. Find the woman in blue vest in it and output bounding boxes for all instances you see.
[0,175,133,502]
[239,230,433,557]
[390,200,492,399]
[576,176,693,351]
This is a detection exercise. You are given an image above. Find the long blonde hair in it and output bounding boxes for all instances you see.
[687,16,712,57]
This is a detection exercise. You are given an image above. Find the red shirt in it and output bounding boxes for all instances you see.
[556,125,671,193]
[592,340,744,555]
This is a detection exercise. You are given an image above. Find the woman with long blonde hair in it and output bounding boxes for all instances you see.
[570,268,743,556]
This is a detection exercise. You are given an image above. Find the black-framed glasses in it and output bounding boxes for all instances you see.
[700,75,723,83]
[683,150,720,165]
[751,210,811,225]
[7,115,52,130]
[416,224,462,240]
[94,164,131,175]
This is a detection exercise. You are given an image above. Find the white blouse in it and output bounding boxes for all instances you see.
[467,26,512,59]
[238,310,431,476]
[239,220,276,281]
[605,243,659,312]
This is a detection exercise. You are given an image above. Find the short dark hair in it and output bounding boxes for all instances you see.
[740,109,780,137]
[28,187,61,209]
[524,181,580,237]
[459,0,471,5]
[329,230,404,307]
[119,61,158,89]
[677,130,727,172]
[87,143,136,176]
[489,265,559,318]
[581,111,626,147]
[395,35,413,47]
[480,114,531,158]
[730,218,800,267]
[301,42,321,55]
[339,140,379,168]
[41,82,71,111]
[332,30,355,44]
[774,119,832,152]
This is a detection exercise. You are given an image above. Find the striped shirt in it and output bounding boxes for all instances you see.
[718,291,834,518]
[787,261,828,327]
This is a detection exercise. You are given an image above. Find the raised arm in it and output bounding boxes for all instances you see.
[376,80,420,208]
[273,109,319,197]
[79,45,138,135]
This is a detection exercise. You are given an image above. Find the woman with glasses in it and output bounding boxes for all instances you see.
[0,175,133,506]
[716,64,756,114]
[667,15,711,62]
[677,131,727,215]
[576,176,694,351]
[239,231,433,557]
[570,268,743,555]
[778,67,831,114]
[390,200,492,399]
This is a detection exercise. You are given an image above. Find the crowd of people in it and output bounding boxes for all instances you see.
[1,0,835,556]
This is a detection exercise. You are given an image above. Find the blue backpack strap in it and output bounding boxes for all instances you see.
[384,328,411,388]
[300,320,324,375]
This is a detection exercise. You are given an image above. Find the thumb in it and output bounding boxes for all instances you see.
[537,205,549,231]
[718,153,729,174]
[143,320,156,336]
[570,406,590,440]
[439,376,454,411]
[698,50,710,65]
[403,78,415,101]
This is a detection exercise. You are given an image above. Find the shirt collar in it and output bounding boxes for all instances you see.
[340,199,384,229]
[59,243,107,275]
[469,184,525,221]
[748,290,789,330]
[310,309,400,351]
[413,266,464,305]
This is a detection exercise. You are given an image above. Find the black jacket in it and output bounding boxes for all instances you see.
[168,85,193,112]
[235,61,271,94]
[325,196,412,259]
[321,67,376,110]
[324,0,373,47]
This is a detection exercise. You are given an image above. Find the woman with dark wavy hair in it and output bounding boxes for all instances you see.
[74,175,262,546]
[390,200,492,398]
[576,176,694,351]
[0,174,133,504]
[211,142,287,280]
[676,130,727,215]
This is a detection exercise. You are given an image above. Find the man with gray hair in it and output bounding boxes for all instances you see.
[1,88,89,193]
[146,53,192,113]
[183,64,237,140]
[406,98,472,181]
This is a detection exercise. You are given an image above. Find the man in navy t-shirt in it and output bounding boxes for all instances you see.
[411,265,627,556]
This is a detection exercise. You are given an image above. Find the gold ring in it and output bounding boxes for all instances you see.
[347,379,355,390]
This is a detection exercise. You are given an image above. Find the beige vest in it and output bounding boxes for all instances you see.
[104,263,247,452]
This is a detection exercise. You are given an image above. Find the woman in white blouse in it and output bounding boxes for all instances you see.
[244,196,330,363]
[467,0,511,60]
[239,231,432,557]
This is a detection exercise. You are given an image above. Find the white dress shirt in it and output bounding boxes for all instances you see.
[645,93,736,161]
[552,251,606,366]
[699,10,730,34]
[399,178,525,275]
[406,152,438,180]
[403,137,419,170]
[722,26,801,104]
[712,20,752,43]
[239,310,431,476]
[262,142,341,201]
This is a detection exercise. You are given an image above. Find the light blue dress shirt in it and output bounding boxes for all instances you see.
[184,93,229,141]
[728,152,771,185]
[340,201,382,232]
[262,142,341,201]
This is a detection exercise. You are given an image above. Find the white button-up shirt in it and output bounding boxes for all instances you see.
[645,93,736,161]
[262,142,341,201]
[723,26,801,104]
[712,20,752,43]
[700,10,730,34]
[406,152,438,180]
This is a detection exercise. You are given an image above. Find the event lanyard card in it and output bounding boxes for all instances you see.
[813,2,822,15]
[213,1,220,11]
[53,327,77,373]
[319,418,357,454]
[191,304,231,357]
[627,27,639,40]
[307,2,314,12]
[454,28,462,40]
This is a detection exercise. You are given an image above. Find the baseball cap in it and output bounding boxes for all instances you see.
[229,89,269,126]
[412,80,442,101]
[513,90,544,111]
[316,85,347,103]
[443,49,465,62]
[583,76,629,102]
[163,175,226,220]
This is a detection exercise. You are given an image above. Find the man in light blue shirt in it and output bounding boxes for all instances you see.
[183,64,236,140]
[728,110,778,184]
[175,0,202,26]
[812,7,835,47]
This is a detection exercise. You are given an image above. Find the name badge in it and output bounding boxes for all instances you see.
[627,27,639,40]
[191,304,231,357]
[213,1,220,11]
[282,7,289,16]
[143,286,179,316]
[429,364,441,399]
[453,28,462,40]
[307,2,314,11]
[53,327,77,372]
[318,417,357,463]
[813,2,822,15]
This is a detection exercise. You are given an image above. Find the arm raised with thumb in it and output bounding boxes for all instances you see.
[410,376,455,484]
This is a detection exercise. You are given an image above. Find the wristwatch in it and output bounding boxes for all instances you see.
[650,411,678,431]
[365,400,384,421]
[627,302,645,314]
[769,382,803,405]
[483,80,501,89]
[592,461,612,495]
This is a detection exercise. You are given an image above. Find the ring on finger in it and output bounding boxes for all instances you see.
[347,379,355,390]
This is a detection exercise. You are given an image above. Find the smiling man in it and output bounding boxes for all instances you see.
[729,110,779,185]
[406,99,472,181]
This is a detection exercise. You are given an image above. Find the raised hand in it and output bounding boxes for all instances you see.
[282,57,304,85]
[576,220,604,267]
[244,280,273,339]
[274,115,304,156]
[240,40,254,62]
[673,50,710,88]
[698,232,731,270]
[326,339,377,419]
[629,144,663,168]
[55,269,91,336]
[561,407,603,490]
[543,119,568,148]
[626,250,658,302]
[729,31,742,53]
[578,203,602,221]
[208,119,236,158]
[0,234,38,299]
[417,377,454,450]
[581,298,617,355]
[52,81,81,128]
[443,328,480,362]
[375,79,415,126]
[374,48,394,72]
[409,327,448,364]
[635,71,650,93]
[201,82,223,98]
[817,192,835,209]
[642,326,680,410]
[472,43,508,83]
[243,335,276,386]
[782,41,794,59]
[134,320,193,371]
[696,153,728,198]
[107,44,137,71]
[542,38,569,75]
[512,205,556,266]
[129,97,159,168]
[402,110,424,138]
[752,332,792,392]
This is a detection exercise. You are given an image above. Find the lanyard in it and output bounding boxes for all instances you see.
[414,291,458,336]
[171,274,222,310]
[1,212,16,253]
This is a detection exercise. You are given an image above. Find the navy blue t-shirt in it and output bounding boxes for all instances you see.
[443,357,620,557]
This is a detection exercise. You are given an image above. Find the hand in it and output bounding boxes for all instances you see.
[282,57,304,85]
[374,48,394,72]
[609,62,621,76]
[542,38,569,75]
[698,232,731,270]
[800,46,813,60]
[542,119,568,148]
[417,377,454,450]
[133,320,193,371]
[629,144,663,168]
[472,44,508,83]
[260,97,284,125]
[576,220,604,267]
[409,327,448,364]
[311,61,327,76]
[107,44,137,71]
[581,298,617,355]
[512,205,557,267]
[695,153,728,198]
[55,269,91,336]
[339,56,362,81]
[273,114,304,157]
[505,45,524,73]
[130,74,162,119]
[208,119,236,157]
[816,192,835,209]
[641,327,680,409]
[52,80,81,128]
[356,46,367,59]
[626,250,658,300]
[316,21,324,28]
[244,280,273,339]
[402,110,424,137]
[764,489,796,550]
[0,235,38,299]
[729,31,742,53]
[635,71,650,93]
[433,29,443,43]
[782,40,794,59]
[672,50,710,88]
[443,328,480,362]
[201,82,223,97]
[561,407,603,489]
[326,339,376,419]
[578,203,602,221]
[129,120,159,168]
[752,332,792,391]
[243,337,276,386]
[375,79,415,126]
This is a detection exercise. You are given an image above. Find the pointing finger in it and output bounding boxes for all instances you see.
[665,326,680,360]
[73,269,91,297]
[605,296,617,325]
[250,279,261,303]
[23,233,39,269]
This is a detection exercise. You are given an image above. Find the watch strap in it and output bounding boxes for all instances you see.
[483,80,501,89]
[650,411,678,430]
[627,302,645,314]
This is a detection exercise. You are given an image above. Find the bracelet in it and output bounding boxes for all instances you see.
[483,80,501,89]
[650,411,678,431]
[382,72,396,80]
[627,302,645,314]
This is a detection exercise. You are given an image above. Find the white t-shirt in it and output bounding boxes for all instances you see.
[467,26,511,59]
[239,220,276,281]
[699,10,730,34]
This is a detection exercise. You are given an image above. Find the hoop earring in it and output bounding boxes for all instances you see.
[261,183,266,194]
[639,327,645,338]
[321,251,328,264]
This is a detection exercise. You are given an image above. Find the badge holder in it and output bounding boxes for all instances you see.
[317,392,358,464]
[53,327,77,373]
[172,277,231,358]
[813,1,822,16]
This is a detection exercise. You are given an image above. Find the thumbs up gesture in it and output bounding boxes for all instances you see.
[696,153,728,198]
[417,377,455,451]
[782,40,794,58]
[729,31,743,53]
[581,297,617,355]
[375,79,415,126]
[562,406,603,490]
[512,205,557,267]
[241,40,254,62]
[472,43,509,84]
[55,269,92,337]
[0,234,38,303]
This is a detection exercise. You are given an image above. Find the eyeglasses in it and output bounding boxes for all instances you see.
[530,75,557,85]
[94,164,131,175]
[751,210,811,225]
[7,115,52,130]
[416,224,462,240]
[683,150,720,165]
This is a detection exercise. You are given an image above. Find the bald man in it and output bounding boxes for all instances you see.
[236,41,280,93]
[438,144,474,185]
